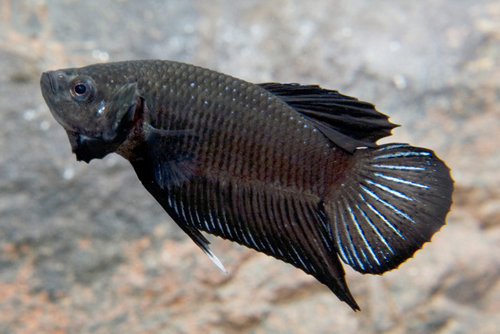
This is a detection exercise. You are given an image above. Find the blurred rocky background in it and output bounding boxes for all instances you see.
[0,0,499,333]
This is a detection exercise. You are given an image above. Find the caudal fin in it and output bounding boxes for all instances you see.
[325,144,453,274]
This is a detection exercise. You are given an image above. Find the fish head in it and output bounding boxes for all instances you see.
[40,66,138,162]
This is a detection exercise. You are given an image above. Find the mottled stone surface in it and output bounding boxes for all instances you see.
[0,0,499,333]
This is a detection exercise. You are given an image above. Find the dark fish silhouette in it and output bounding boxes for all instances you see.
[40,60,453,310]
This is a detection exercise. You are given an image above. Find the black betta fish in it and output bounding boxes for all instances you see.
[40,60,453,310]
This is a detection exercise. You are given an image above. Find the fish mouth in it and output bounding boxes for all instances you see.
[40,71,70,130]
[41,72,57,94]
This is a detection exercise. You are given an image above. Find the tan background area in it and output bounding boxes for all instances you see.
[0,0,499,333]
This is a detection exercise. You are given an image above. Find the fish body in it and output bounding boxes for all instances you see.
[40,60,453,310]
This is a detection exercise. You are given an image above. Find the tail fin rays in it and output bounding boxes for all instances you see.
[326,144,453,274]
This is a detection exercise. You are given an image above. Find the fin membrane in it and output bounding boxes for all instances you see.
[131,159,226,273]
[325,144,453,274]
[159,177,360,310]
[259,83,398,153]
[145,126,199,188]
[181,223,227,273]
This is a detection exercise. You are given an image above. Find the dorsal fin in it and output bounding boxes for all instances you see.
[259,83,398,153]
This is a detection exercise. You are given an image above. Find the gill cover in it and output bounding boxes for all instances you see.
[68,82,138,163]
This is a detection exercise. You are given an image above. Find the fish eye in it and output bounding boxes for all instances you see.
[70,77,96,102]
[74,84,87,95]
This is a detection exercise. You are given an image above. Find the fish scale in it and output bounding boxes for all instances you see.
[40,59,453,311]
